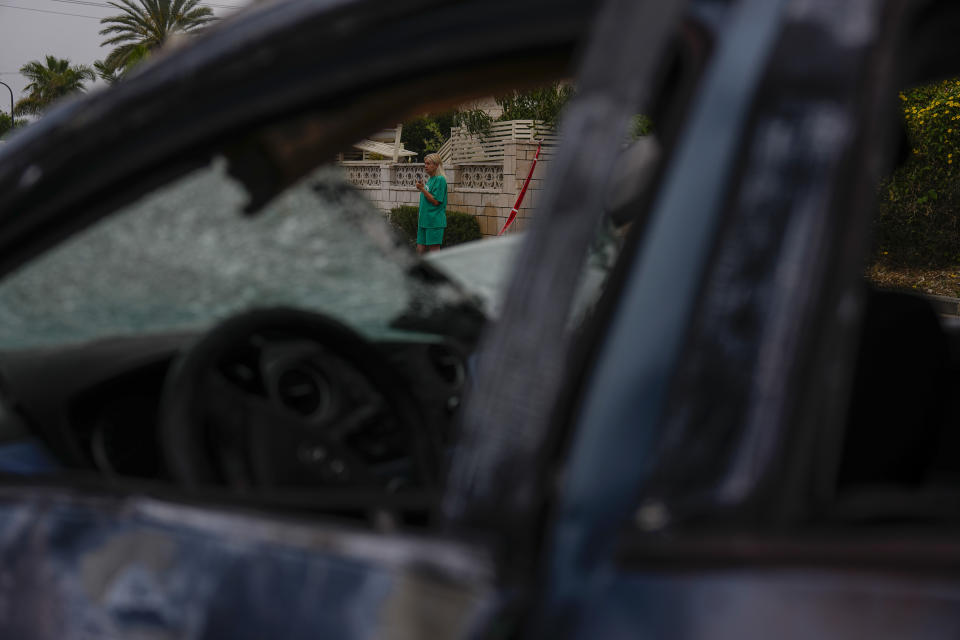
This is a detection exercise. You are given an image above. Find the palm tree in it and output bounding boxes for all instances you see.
[14,56,96,116]
[93,45,148,85]
[93,60,122,86]
[99,0,215,75]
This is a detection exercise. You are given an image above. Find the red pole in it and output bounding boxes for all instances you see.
[498,142,542,236]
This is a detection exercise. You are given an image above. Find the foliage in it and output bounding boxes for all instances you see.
[452,108,493,139]
[93,60,122,86]
[494,82,575,130]
[875,78,960,266]
[388,206,420,244]
[387,206,482,247]
[631,114,653,139]
[400,112,456,158]
[14,56,95,116]
[401,83,576,155]
[444,209,483,245]
[0,113,28,139]
[99,0,214,74]
[450,82,576,139]
[93,44,149,84]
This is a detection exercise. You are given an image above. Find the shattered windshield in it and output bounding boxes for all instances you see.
[0,159,480,350]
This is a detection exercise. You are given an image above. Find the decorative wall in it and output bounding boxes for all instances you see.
[344,164,381,188]
[392,165,422,190]
[341,141,549,237]
[457,164,504,192]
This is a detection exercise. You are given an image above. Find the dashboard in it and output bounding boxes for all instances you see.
[0,329,469,489]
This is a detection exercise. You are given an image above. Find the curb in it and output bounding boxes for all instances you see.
[924,293,960,316]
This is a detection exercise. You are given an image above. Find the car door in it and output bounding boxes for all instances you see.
[0,484,496,639]
[495,0,960,638]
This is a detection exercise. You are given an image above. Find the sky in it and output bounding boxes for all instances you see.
[0,0,249,115]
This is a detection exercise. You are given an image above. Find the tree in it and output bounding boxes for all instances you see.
[99,0,215,75]
[450,82,576,139]
[93,45,148,85]
[0,112,28,138]
[494,82,575,128]
[93,60,123,86]
[400,84,649,161]
[401,84,576,157]
[14,56,96,116]
[400,112,457,158]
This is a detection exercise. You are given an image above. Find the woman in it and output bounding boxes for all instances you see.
[415,153,447,254]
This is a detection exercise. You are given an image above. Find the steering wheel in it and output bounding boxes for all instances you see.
[159,308,436,492]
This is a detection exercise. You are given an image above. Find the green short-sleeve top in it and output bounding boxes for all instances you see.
[418,174,448,228]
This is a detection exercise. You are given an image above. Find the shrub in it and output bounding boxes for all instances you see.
[875,78,960,266]
[388,206,419,245]
[387,206,481,248]
[444,209,482,245]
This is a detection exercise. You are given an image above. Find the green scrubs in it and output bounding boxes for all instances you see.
[417,174,447,245]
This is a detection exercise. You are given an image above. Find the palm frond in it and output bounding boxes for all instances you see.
[14,95,45,117]
[100,0,217,71]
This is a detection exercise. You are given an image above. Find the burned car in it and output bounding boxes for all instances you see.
[1,0,960,638]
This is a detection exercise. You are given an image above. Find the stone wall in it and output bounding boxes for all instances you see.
[342,141,550,238]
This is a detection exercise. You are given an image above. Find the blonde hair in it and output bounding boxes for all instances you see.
[424,153,446,178]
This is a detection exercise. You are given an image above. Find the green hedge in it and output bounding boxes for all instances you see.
[876,79,960,266]
[387,206,482,248]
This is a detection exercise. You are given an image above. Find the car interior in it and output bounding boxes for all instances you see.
[0,154,490,526]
